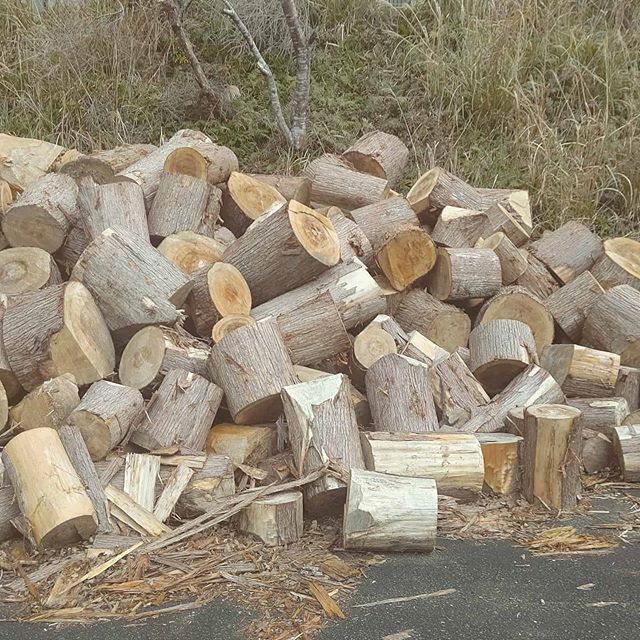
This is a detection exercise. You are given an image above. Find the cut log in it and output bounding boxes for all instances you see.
[351,326,397,389]
[2,427,97,548]
[400,330,449,366]
[615,366,640,413]
[105,484,170,537]
[343,469,437,552]
[123,453,161,511]
[237,490,303,546]
[0,486,20,543]
[2,173,76,253]
[541,344,620,398]
[163,146,208,178]
[326,207,374,268]
[302,154,389,210]
[360,431,484,497]
[364,313,409,350]
[56,224,90,274]
[475,433,523,495]
[476,232,528,284]
[9,373,79,431]
[350,196,419,247]
[70,227,192,340]
[249,174,312,204]
[157,231,225,275]
[582,285,640,366]
[153,464,194,522]
[0,247,62,296]
[67,380,144,461]
[476,285,555,353]
[208,317,297,423]
[206,423,277,466]
[119,326,210,391]
[282,374,365,514]
[223,201,340,306]
[431,206,487,248]
[565,397,629,435]
[211,314,255,343]
[505,406,526,437]
[530,221,603,283]
[0,133,65,190]
[185,262,252,337]
[624,410,640,426]
[515,252,560,299]
[522,405,582,511]
[544,271,605,342]
[2,282,115,391]
[582,428,615,474]
[221,172,287,237]
[480,202,531,247]
[588,237,640,291]
[394,289,471,352]
[428,247,501,301]
[468,319,538,395]
[613,425,640,482]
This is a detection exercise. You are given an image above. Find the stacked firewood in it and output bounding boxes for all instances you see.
[0,129,639,557]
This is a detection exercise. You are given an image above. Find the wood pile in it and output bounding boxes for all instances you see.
[0,130,639,621]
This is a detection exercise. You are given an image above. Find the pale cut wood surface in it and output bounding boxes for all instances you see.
[236,490,303,546]
[105,484,170,537]
[591,237,640,291]
[475,433,522,495]
[0,247,62,296]
[157,231,225,275]
[0,133,65,190]
[249,173,312,204]
[206,423,277,466]
[124,453,161,511]
[476,232,528,284]
[153,464,194,522]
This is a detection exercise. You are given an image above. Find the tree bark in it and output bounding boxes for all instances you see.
[237,490,303,546]
[432,206,488,248]
[476,232,528,284]
[591,237,640,291]
[0,486,20,543]
[615,366,640,413]
[157,231,225,275]
[0,247,62,296]
[475,433,522,495]
[480,202,531,247]
[565,397,629,435]
[325,207,374,268]
[515,252,560,299]
[613,425,640,482]
[350,196,419,247]
[249,174,312,204]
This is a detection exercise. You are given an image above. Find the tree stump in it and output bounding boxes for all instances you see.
[476,232,528,284]
[157,231,225,275]
[431,206,488,248]
[590,237,640,291]
[615,366,640,413]
[613,425,640,482]
[325,207,374,268]
[249,174,312,204]
[0,247,61,296]
[237,491,303,546]
[475,433,523,495]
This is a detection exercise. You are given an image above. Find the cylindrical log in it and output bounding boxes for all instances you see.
[365,314,409,350]
[157,231,225,274]
[67,380,144,460]
[2,282,115,391]
[541,344,620,398]
[582,285,640,366]
[476,232,528,284]
[2,173,76,253]
[326,207,374,268]
[211,314,255,343]
[615,366,640,413]
[565,397,629,435]
[481,202,530,247]
[56,224,90,274]
[515,252,560,299]
[590,237,640,291]
[365,353,438,433]
[351,326,397,390]
[0,298,22,402]
[223,201,340,306]
[350,196,419,248]
[209,317,297,424]
[428,247,501,301]
[432,206,488,248]
[582,428,615,474]
[237,491,303,546]
[2,427,97,548]
[505,406,525,437]
[522,405,582,511]
[343,469,437,552]
[613,425,640,482]
[249,174,312,204]
[469,319,538,395]
[206,423,277,466]
[475,433,523,495]
[0,247,62,296]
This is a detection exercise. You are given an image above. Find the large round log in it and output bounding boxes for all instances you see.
[0,247,61,296]
[350,196,419,247]
[157,231,225,274]
[590,237,640,291]
[351,326,397,389]
[565,397,629,435]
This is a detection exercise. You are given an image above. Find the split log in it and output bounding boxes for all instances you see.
[468,319,538,395]
[615,366,640,413]
[565,397,629,435]
[157,231,225,274]
[394,289,471,352]
[2,282,114,391]
[119,326,210,392]
[67,380,144,460]
[431,206,487,248]
[350,196,419,247]
[365,313,409,350]
[400,330,449,366]
[325,207,374,268]
[0,247,62,296]
[522,405,582,511]
[2,428,97,547]
[2,173,76,253]
[343,469,437,552]
[360,431,484,497]
[476,285,555,353]
[582,429,615,474]
[208,318,297,423]
[613,425,640,482]
[237,490,303,546]
[515,252,560,299]
[105,484,170,536]
[249,173,312,204]
[0,133,65,190]
[475,433,523,495]
[351,326,397,389]
[366,354,438,433]
[206,424,277,466]
[541,344,620,397]
[123,453,161,511]
[0,486,20,542]
[476,232,528,284]
[221,172,286,237]
[582,285,640,366]
[302,154,389,210]
[342,130,409,187]
[131,369,222,452]
[589,237,640,291]
[282,374,365,514]
[0,381,7,432]
[70,227,192,340]
[427,247,501,301]
[153,464,194,522]
[9,373,79,431]
[480,202,531,247]
[211,314,255,342]
[530,221,603,283]
[479,189,532,231]
[223,201,340,306]
[544,271,605,342]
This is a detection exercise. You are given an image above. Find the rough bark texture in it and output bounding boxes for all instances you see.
[613,425,640,482]
[615,366,640,413]
[475,433,522,495]
[0,485,20,542]
[591,237,640,291]
[515,252,560,299]
[350,196,419,248]
[481,202,531,247]
[432,206,488,248]
[237,490,303,546]
[326,207,374,268]
[565,397,629,435]
[476,232,528,284]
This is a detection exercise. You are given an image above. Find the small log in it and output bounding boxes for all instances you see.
[360,431,484,497]
[400,330,449,365]
[343,469,437,552]
[428,247,501,301]
[2,428,97,548]
[223,201,340,306]
[351,326,397,389]
[468,319,538,395]
[588,237,640,291]
[325,207,374,268]
[67,380,144,460]
[249,174,312,204]
[153,464,195,522]
[119,326,210,391]
[2,282,114,391]
[209,318,296,423]
[123,453,161,511]
[613,425,640,482]
[431,206,487,248]
[515,252,560,299]
[302,154,389,210]
[221,172,286,237]
[565,397,629,435]
[131,370,222,452]
[582,428,615,474]
[522,405,582,511]
[582,285,640,366]
[0,486,20,543]
[157,231,225,275]
[282,374,365,514]
[9,373,79,431]
[211,314,255,342]
[476,285,555,353]
[0,133,65,190]
[206,423,277,466]
[475,433,523,495]
[394,289,471,352]
[541,344,620,397]
[366,354,438,433]
[615,366,640,413]
[71,227,192,340]
[2,173,76,253]
[237,490,303,546]
[105,484,170,537]
[476,232,528,284]
[350,196,419,248]
[0,247,61,296]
